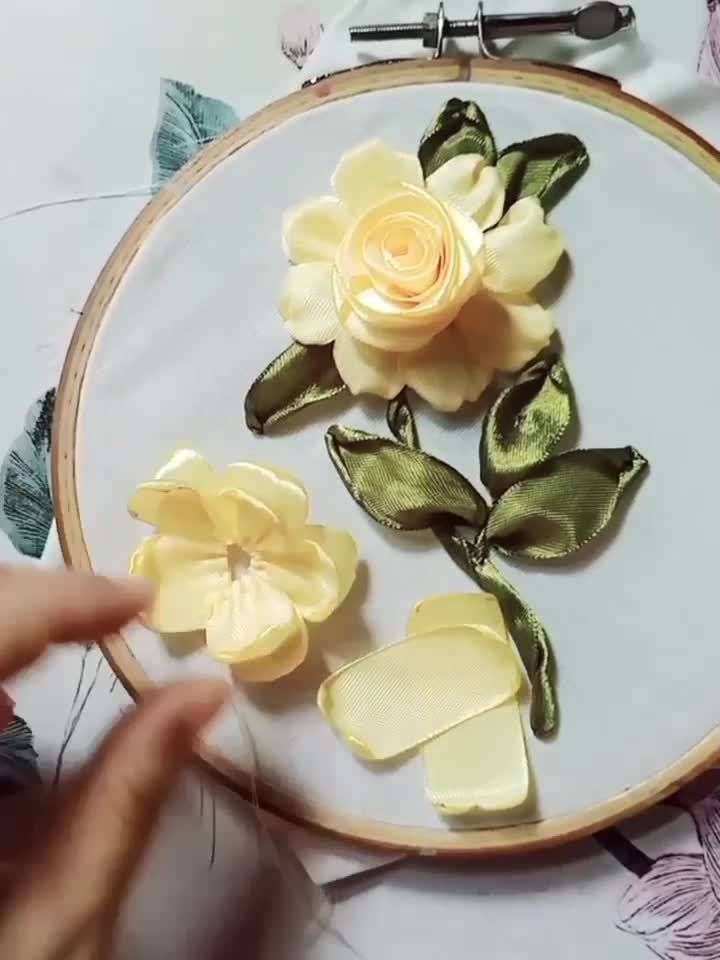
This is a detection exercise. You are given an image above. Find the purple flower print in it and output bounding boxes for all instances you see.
[699,0,720,83]
[279,3,324,70]
[602,782,720,959]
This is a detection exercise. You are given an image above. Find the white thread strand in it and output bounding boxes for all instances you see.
[230,702,368,958]
[0,186,157,223]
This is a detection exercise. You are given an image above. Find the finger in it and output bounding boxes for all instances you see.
[0,567,152,681]
[0,678,229,959]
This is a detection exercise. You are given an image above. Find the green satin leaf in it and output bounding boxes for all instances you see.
[481,355,573,495]
[497,133,589,212]
[434,531,557,737]
[418,99,497,178]
[245,342,345,435]
[386,391,419,450]
[326,425,487,531]
[487,447,649,560]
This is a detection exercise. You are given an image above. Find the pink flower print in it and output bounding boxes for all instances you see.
[618,854,720,959]
[279,3,324,70]
[699,0,720,83]
[614,790,720,958]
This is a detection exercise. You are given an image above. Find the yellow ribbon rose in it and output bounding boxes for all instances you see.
[319,592,529,814]
[128,449,358,681]
[281,140,564,412]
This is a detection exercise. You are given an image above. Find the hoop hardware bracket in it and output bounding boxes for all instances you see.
[349,2,635,59]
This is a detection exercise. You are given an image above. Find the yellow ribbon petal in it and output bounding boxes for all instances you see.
[408,592,529,814]
[253,537,341,622]
[426,155,505,230]
[332,325,405,399]
[129,483,216,542]
[318,624,521,761]
[280,262,340,345]
[400,324,491,413]
[454,290,555,374]
[154,448,214,485]
[231,624,309,682]
[129,534,229,633]
[483,196,564,295]
[331,140,424,214]
[298,524,359,607]
[212,462,309,534]
[206,576,305,665]
[282,195,351,264]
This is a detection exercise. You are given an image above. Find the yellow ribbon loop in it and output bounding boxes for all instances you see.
[319,592,530,814]
[317,623,521,762]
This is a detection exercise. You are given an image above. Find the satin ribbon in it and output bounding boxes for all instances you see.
[319,592,531,815]
[245,342,345,435]
[244,100,589,431]
[418,98,498,175]
[326,355,649,737]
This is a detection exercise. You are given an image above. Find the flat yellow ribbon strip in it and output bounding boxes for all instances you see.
[318,624,521,762]
[408,593,529,814]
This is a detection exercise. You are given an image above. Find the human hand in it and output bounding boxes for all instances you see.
[0,566,228,959]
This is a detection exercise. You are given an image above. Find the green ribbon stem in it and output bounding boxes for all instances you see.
[435,529,556,738]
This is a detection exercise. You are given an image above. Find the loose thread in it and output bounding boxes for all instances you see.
[229,702,367,958]
[53,651,104,785]
[0,185,158,224]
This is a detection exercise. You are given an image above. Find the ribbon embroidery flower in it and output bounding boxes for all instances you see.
[280,138,564,412]
[319,592,529,814]
[128,449,358,681]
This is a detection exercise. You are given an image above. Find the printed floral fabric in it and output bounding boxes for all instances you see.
[614,788,720,959]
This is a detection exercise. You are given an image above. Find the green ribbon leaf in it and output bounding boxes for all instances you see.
[497,133,589,213]
[245,342,345,435]
[418,99,497,178]
[487,447,649,560]
[386,391,419,450]
[436,531,557,737]
[481,355,573,495]
[326,425,487,531]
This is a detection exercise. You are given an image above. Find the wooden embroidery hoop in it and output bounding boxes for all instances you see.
[53,57,720,857]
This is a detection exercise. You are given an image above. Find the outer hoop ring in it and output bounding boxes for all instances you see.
[54,58,720,856]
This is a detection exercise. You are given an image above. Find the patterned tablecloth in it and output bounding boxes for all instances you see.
[1,2,719,957]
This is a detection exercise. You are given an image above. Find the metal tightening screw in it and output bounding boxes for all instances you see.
[350,2,636,49]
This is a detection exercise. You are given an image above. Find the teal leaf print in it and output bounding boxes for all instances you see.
[152,79,238,188]
[0,388,55,558]
[0,716,40,794]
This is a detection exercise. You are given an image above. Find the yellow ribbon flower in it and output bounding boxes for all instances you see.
[128,450,358,681]
[319,592,529,814]
[281,139,564,412]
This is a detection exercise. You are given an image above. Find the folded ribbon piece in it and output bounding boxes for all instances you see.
[319,592,530,814]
